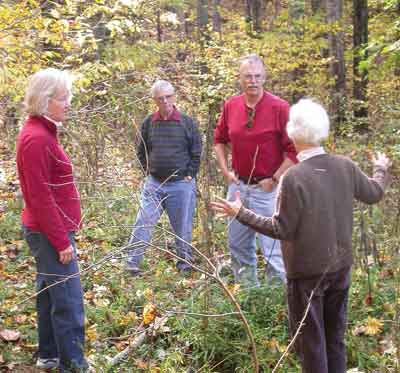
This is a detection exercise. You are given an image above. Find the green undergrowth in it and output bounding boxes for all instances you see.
[0,138,399,372]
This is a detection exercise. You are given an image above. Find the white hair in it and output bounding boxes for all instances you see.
[23,68,73,116]
[287,98,330,146]
[150,80,174,98]
[239,54,265,70]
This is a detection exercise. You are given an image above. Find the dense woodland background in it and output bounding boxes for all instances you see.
[0,0,399,371]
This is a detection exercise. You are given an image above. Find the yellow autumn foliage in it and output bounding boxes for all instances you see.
[144,288,154,300]
[364,316,383,336]
[227,283,241,295]
[142,303,157,325]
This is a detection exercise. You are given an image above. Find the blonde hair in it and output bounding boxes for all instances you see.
[23,68,73,116]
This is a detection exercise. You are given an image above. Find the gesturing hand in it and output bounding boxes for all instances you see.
[59,245,75,264]
[211,191,243,218]
[372,152,392,169]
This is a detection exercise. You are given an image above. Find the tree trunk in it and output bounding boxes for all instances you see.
[311,0,326,13]
[353,0,369,130]
[326,0,346,130]
[245,0,252,24]
[183,10,191,37]
[212,0,221,33]
[198,0,209,38]
[268,0,281,30]
[156,9,162,42]
[245,0,262,34]
[93,17,107,60]
[274,0,282,17]
[253,0,262,32]
[289,0,306,20]
[288,0,306,102]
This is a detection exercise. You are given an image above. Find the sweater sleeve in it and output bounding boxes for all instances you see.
[236,175,301,240]
[353,162,390,204]
[20,137,70,252]
[136,116,151,174]
[187,117,202,178]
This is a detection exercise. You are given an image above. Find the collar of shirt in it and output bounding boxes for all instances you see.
[43,115,63,129]
[152,107,181,122]
[242,91,266,110]
[297,146,326,162]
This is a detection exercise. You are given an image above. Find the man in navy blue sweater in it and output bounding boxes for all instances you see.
[126,80,202,275]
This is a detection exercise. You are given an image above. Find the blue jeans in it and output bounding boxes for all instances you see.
[227,181,285,286]
[23,227,87,372]
[127,176,196,270]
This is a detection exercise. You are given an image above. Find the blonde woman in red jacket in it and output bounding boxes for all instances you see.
[17,68,88,372]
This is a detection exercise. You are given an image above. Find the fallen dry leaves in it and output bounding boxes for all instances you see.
[0,329,21,342]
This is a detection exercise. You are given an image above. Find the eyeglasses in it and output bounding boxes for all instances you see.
[242,74,264,82]
[245,107,255,129]
[155,94,174,102]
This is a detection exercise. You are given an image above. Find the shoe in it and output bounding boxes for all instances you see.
[178,266,193,276]
[126,264,142,276]
[36,357,60,369]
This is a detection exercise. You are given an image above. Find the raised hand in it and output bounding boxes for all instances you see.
[372,152,392,169]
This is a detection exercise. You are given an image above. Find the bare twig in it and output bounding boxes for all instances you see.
[272,289,315,373]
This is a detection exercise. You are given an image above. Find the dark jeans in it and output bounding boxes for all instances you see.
[287,266,351,373]
[23,227,88,372]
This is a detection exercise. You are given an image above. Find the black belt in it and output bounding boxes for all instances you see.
[238,175,270,185]
[151,174,184,182]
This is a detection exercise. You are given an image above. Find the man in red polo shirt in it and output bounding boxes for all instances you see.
[214,54,297,286]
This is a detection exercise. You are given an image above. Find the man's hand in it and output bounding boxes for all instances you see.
[224,171,239,185]
[214,144,238,185]
[258,177,276,193]
[372,152,392,169]
[59,245,75,264]
[185,175,193,181]
[211,191,242,218]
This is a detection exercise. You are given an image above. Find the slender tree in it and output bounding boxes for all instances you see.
[245,0,263,34]
[198,0,209,37]
[353,0,368,130]
[311,0,326,13]
[156,9,162,42]
[326,0,346,129]
[288,0,307,103]
[212,0,221,33]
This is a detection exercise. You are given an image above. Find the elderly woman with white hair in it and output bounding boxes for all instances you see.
[212,98,391,372]
[16,68,88,372]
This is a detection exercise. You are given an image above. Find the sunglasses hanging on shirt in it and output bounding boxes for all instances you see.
[245,107,255,129]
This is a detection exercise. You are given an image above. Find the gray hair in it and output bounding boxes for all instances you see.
[287,98,330,146]
[23,68,73,116]
[150,80,175,98]
[239,54,265,69]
